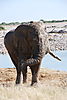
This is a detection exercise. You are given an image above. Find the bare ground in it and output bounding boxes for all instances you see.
[0,68,67,88]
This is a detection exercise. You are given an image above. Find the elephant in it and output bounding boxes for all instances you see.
[4,21,61,85]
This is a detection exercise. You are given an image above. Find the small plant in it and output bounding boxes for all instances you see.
[0,26,5,30]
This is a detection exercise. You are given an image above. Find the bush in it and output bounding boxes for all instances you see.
[0,26,5,30]
[40,19,67,23]
[0,22,20,25]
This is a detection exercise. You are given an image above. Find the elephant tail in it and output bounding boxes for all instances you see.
[49,51,61,61]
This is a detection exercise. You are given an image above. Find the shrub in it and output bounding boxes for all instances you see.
[0,26,5,30]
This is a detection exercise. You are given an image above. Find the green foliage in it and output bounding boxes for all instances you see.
[0,20,67,25]
[40,19,67,23]
[0,26,5,30]
[7,22,20,25]
[0,22,20,25]
[0,22,7,25]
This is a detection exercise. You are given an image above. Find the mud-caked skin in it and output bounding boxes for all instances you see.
[4,21,61,85]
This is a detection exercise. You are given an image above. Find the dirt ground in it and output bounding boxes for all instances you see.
[0,68,67,88]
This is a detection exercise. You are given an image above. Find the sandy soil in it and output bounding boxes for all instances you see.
[0,68,67,88]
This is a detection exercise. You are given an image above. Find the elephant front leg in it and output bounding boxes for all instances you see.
[30,63,40,85]
[21,64,27,83]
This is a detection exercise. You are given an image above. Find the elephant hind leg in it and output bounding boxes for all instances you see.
[7,51,21,84]
[16,67,21,84]
[30,63,40,85]
[5,45,21,84]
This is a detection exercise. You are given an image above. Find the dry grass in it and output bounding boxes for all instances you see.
[0,68,67,100]
[0,83,67,100]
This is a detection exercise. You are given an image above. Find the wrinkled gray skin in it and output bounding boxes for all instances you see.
[4,22,61,85]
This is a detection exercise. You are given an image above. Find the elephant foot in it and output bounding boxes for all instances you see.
[31,81,38,86]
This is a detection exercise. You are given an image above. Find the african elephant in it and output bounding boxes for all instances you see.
[4,21,61,85]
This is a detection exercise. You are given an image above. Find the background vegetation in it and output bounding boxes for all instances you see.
[0,22,20,25]
[0,20,67,25]
[40,19,67,23]
[0,26,5,30]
